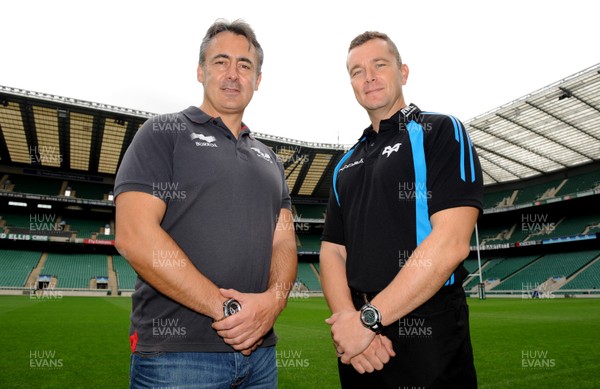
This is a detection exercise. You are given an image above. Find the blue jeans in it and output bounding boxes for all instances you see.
[130,347,277,389]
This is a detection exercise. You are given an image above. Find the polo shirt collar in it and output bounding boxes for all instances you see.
[358,112,402,141]
[182,106,253,137]
[357,103,422,140]
[182,106,212,124]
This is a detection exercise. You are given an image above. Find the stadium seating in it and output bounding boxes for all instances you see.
[297,235,321,253]
[0,249,42,287]
[480,256,540,287]
[41,253,108,288]
[512,178,564,205]
[463,258,485,274]
[65,218,111,238]
[546,215,600,238]
[1,213,32,229]
[492,251,597,291]
[473,225,510,246]
[112,255,137,290]
[294,204,326,220]
[8,174,62,196]
[66,181,114,201]
[472,212,600,247]
[483,188,515,209]
[296,262,321,291]
[559,251,600,291]
[555,170,600,196]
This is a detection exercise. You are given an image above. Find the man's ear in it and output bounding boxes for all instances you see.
[254,72,262,91]
[197,63,204,84]
[400,63,409,86]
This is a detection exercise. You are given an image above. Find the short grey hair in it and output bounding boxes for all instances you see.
[199,18,264,74]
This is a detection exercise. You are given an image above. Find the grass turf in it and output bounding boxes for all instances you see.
[0,295,598,388]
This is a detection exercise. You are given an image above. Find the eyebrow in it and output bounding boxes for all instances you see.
[348,57,392,73]
[212,53,254,67]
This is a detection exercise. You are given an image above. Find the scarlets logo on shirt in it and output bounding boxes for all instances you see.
[190,133,218,147]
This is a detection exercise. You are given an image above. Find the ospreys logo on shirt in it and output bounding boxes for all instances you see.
[190,133,218,147]
[251,147,273,163]
[382,142,401,158]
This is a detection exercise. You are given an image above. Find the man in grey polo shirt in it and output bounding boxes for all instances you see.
[114,19,297,388]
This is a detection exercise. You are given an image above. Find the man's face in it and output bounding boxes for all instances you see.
[347,38,408,113]
[197,31,261,117]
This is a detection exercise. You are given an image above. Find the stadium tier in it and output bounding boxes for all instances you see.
[512,178,565,205]
[464,256,540,289]
[559,255,600,292]
[41,253,108,289]
[1,66,599,297]
[296,262,321,292]
[293,204,326,220]
[482,188,515,209]
[0,249,41,287]
[491,251,599,291]
[555,170,600,197]
[112,255,137,291]
[462,258,483,274]
[64,218,111,239]
[8,174,63,196]
[297,235,322,254]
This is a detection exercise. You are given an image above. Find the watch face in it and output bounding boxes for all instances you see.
[361,308,377,326]
[224,299,242,317]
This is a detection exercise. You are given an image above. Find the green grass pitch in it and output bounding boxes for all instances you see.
[0,295,598,388]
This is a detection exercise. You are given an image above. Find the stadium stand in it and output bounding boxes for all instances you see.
[66,181,114,201]
[41,253,108,289]
[463,258,484,274]
[559,252,600,293]
[467,256,541,289]
[294,204,326,220]
[546,215,600,238]
[482,189,515,209]
[112,255,137,291]
[1,213,32,229]
[0,249,41,287]
[296,262,321,292]
[297,235,322,254]
[8,174,62,196]
[555,170,600,196]
[473,225,510,246]
[512,178,564,205]
[65,218,112,238]
[1,64,599,298]
[492,251,598,291]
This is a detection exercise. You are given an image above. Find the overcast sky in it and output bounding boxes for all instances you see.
[1,0,597,145]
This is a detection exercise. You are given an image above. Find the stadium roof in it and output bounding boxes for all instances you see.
[466,63,600,185]
[0,63,599,199]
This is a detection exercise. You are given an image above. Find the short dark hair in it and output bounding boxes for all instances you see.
[199,18,264,74]
[348,31,402,66]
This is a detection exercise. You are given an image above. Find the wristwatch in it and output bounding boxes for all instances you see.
[223,298,242,317]
[359,303,383,333]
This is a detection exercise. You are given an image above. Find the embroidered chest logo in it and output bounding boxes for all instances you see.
[251,147,273,163]
[190,133,218,147]
[339,158,364,172]
[382,143,401,158]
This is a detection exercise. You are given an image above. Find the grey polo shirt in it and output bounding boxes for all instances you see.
[114,106,291,352]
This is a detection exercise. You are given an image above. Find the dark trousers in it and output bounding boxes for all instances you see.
[339,286,477,389]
